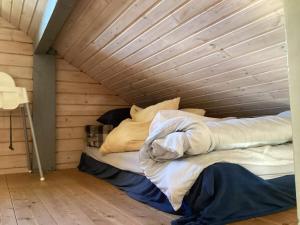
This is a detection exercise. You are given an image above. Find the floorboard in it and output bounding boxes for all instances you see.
[0,170,297,225]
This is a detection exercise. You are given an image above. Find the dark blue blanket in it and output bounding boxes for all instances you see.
[78,153,296,225]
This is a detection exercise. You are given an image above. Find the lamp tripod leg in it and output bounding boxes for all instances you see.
[20,106,32,173]
[24,103,45,181]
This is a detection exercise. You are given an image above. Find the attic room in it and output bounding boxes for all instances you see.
[0,0,299,224]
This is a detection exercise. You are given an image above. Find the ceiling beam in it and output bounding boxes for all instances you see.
[34,0,77,54]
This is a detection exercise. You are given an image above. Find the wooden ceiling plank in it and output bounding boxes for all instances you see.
[143,56,288,99]
[161,69,288,101]
[126,41,287,99]
[61,0,135,62]
[1,0,13,21]
[270,89,290,99]
[27,0,47,38]
[136,78,289,107]
[73,0,162,68]
[10,0,24,27]
[100,0,281,82]
[107,8,285,88]
[208,106,289,117]
[52,0,102,55]
[181,79,289,105]
[19,0,38,33]
[206,98,289,114]
[89,0,249,77]
[135,74,287,105]
[135,26,285,91]
[207,98,290,112]
[78,0,190,71]
[225,26,285,56]
[119,16,285,92]
[85,0,222,76]
[193,89,289,109]
[130,69,288,105]
[117,34,286,100]
[56,58,78,71]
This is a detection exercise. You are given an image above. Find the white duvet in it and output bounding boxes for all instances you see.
[139,110,294,210]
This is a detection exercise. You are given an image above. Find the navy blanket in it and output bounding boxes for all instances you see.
[78,153,296,225]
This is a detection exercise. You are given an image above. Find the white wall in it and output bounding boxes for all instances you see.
[284,0,300,223]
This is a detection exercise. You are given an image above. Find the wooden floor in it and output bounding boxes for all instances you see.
[0,169,297,225]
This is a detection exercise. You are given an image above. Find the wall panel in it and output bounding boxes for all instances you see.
[0,16,129,173]
[0,19,32,174]
[55,57,128,169]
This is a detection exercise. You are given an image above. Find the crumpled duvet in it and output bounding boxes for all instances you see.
[139,110,293,210]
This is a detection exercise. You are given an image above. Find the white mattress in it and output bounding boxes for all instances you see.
[84,146,293,179]
[85,147,143,174]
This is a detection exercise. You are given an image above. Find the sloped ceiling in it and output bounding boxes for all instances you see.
[2,0,290,117]
[0,0,48,38]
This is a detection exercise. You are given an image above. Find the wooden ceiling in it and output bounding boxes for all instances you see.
[0,0,47,38]
[2,0,290,117]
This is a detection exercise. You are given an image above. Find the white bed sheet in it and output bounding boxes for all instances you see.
[84,147,143,174]
[84,146,293,180]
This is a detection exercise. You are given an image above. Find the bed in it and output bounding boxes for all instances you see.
[79,146,296,225]
[79,108,296,225]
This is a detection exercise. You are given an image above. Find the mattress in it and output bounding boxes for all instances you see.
[84,145,294,180]
[78,153,296,225]
[84,147,143,174]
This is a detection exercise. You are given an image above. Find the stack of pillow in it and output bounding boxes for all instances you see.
[99,97,206,154]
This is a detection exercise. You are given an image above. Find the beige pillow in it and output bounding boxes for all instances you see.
[100,119,150,154]
[180,108,206,116]
[130,105,143,118]
[131,97,180,122]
